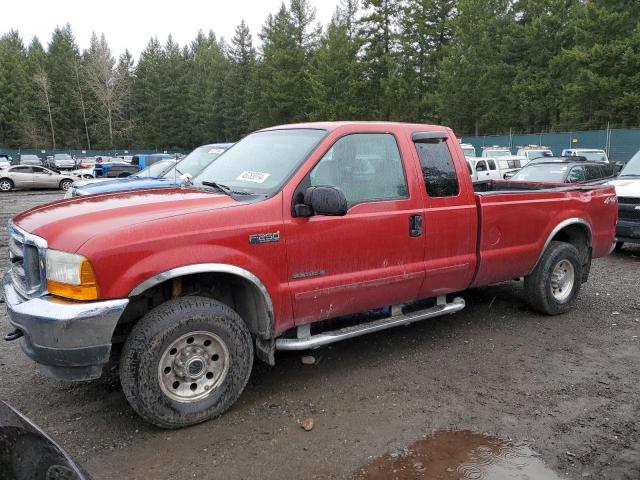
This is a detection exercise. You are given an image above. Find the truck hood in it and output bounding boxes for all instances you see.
[608,178,640,197]
[13,188,241,252]
[74,177,179,195]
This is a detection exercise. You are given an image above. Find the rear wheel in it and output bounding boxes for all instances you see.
[524,241,582,315]
[59,179,73,191]
[120,296,254,428]
[0,178,13,192]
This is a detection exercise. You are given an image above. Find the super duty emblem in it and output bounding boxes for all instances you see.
[249,231,280,244]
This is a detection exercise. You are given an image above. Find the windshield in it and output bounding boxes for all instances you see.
[581,151,607,162]
[133,159,176,178]
[163,145,229,179]
[619,150,640,177]
[527,150,552,159]
[194,129,327,193]
[511,164,569,182]
[462,147,476,157]
[484,150,510,157]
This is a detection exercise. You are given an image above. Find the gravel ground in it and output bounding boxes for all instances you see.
[0,189,639,479]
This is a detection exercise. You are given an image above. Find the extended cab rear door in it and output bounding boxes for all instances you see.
[284,131,426,325]
[410,131,478,297]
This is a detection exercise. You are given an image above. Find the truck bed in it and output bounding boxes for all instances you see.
[470,182,617,287]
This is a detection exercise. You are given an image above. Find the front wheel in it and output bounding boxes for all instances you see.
[614,241,624,252]
[524,241,583,315]
[120,297,254,428]
[0,178,13,191]
[59,179,73,191]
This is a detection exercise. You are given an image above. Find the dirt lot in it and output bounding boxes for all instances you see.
[1,189,639,479]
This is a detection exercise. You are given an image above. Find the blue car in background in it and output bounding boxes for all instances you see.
[66,143,233,197]
[132,153,175,169]
[93,159,141,178]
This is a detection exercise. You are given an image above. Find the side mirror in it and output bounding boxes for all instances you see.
[295,186,348,217]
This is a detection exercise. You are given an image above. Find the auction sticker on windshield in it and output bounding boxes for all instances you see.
[236,171,270,183]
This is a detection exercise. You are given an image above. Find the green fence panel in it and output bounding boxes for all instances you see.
[460,128,639,162]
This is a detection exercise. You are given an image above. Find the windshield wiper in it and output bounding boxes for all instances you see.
[202,181,234,196]
[201,181,255,196]
[619,173,640,178]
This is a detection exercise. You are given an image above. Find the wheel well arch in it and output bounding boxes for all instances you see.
[532,218,592,272]
[118,264,274,341]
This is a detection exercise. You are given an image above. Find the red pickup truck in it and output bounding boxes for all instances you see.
[4,122,617,428]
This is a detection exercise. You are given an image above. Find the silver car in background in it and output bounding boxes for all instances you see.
[0,165,77,192]
[48,153,76,170]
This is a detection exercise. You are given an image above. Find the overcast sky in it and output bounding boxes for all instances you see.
[4,0,337,59]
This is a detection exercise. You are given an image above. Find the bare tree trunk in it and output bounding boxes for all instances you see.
[85,34,124,148]
[73,60,91,150]
[107,106,113,146]
[34,70,56,149]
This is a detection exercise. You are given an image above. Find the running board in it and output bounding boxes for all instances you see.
[275,297,465,351]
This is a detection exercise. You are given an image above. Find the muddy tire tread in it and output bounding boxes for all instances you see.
[120,296,253,429]
[523,241,582,316]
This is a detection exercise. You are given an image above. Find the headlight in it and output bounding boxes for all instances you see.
[46,249,99,300]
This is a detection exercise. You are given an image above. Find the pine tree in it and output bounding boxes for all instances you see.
[556,0,640,129]
[22,37,51,148]
[188,30,230,145]
[253,1,316,127]
[115,50,135,147]
[508,0,581,131]
[222,21,256,140]
[306,7,364,120]
[46,25,84,147]
[358,0,401,119]
[132,37,165,148]
[436,0,516,135]
[0,31,29,147]
[398,0,455,122]
[159,35,190,148]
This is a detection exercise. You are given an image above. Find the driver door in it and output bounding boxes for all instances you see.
[284,132,425,325]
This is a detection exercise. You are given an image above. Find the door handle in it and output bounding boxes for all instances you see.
[409,214,423,237]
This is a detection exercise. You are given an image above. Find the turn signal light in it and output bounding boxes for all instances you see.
[47,260,99,301]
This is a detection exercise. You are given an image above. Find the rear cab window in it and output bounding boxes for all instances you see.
[412,133,460,197]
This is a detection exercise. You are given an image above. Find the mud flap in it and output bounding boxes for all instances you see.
[581,247,592,283]
[255,336,275,366]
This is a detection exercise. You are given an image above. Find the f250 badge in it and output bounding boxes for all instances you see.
[249,231,280,244]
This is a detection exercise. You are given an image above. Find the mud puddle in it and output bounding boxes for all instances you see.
[355,430,561,479]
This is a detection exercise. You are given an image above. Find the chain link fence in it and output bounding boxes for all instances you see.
[460,128,640,162]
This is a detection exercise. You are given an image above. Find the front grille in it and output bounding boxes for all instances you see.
[619,208,640,221]
[618,197,640,205]
[7,222,46,298]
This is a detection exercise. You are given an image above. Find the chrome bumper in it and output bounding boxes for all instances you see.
[3,273,128,381]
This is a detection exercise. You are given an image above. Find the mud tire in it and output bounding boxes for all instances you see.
[120,296,254,429]
[524,241,582,315]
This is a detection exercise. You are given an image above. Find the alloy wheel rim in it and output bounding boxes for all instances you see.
[550,259,575,302]
[0,181,10,191]
[158,331,230,403]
